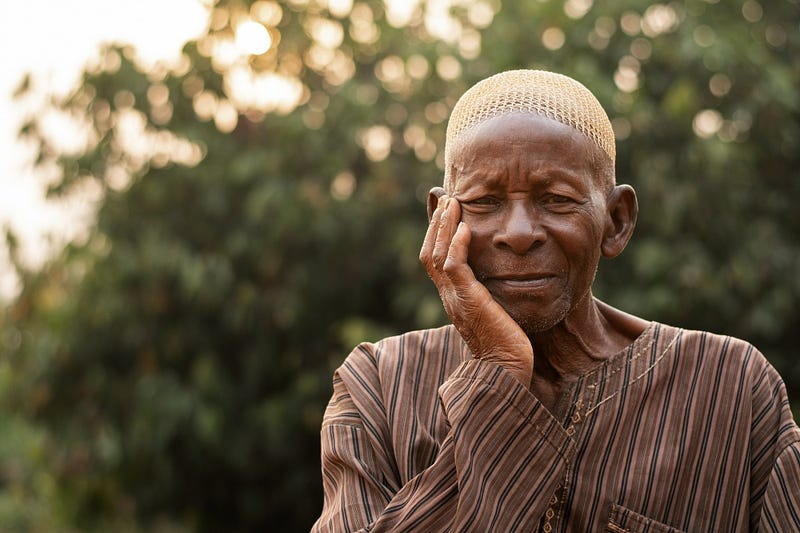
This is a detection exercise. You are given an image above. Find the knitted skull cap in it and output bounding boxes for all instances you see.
[444,69,615,189]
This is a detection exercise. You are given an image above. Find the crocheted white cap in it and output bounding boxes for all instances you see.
[444,69,615,188]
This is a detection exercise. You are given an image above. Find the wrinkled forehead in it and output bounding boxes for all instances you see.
[449,112,595,164]
[447,112,601,192]
[444,70,615,191]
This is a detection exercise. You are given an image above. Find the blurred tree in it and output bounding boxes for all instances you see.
[2,0,798,531]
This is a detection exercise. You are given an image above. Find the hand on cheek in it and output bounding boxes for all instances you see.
[420,195,534,388]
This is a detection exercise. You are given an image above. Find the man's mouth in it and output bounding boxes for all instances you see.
[484,273,557,288]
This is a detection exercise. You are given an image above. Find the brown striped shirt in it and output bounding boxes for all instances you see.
[312,322,800,532]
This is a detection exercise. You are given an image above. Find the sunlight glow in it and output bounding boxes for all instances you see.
[641,4,679,37]
[118,109,205,166]
[742,1,763,23]
[709,73,732,97]
[630,38,652,60]
[38,110,94,156]
[214,99,239,133]
[406,55,429,80]
[542,27,566,50]
[385,0,420,28]
[403,124,437,161]
[211,37,240,70]
[467,2,495,28]
[330,171,356,200]
[306,17,344,49]
[236,20,273,55]
[251,1,284,26]
[620,12,642,36]
[359,125,392,161]
[693,25,716,47]
[436,55,462,81]
[425,0,462,42]
[350,4,380,43]
[458,29,482,59]
[614,56,641,93]
[225,66,305,115]
[327,0,354,18]
[611,117,632,140]
[375,55,411,93]
[193,90,218,121]
[147,83,173,124]
[693,109,723,138]
[424,101,448,124]
[0,0,209,299]
[765,24,786,47]
[564,0,593,20]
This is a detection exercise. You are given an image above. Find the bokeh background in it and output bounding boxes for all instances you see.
[1,0,798,531]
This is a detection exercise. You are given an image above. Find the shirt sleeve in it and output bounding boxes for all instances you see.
[757,441,800,531]
[746,346,800,532]
[311,348,573,532]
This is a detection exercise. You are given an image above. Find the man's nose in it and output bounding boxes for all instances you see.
[492,200,546,254]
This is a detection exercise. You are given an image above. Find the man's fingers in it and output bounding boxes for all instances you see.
[419,195,445,269]
[431,198,460,269]
[426,187,446,220]
[443,221,471,277]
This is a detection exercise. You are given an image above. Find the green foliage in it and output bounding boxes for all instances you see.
[2,0,799,531]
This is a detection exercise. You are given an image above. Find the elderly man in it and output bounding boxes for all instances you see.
[311,70,800,531]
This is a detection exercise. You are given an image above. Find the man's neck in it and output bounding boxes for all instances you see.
[529,295,648,387]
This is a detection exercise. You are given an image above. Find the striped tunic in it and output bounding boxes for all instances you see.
[312,322,800,532]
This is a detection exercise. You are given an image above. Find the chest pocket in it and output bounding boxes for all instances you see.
[605,504,687,533]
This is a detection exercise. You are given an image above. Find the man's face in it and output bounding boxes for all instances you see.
[448,112,610,334]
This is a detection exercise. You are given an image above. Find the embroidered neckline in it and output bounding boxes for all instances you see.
[538,323,684,532]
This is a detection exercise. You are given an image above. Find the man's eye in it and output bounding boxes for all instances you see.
[542,194,582,212]
[472,197,499,205]
[544,194,572,204]
[464,196,501,209]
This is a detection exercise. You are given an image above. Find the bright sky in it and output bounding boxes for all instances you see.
[0,0,209,298]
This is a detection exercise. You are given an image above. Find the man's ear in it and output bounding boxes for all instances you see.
[427,187,447,222]
[601,184,638,258]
